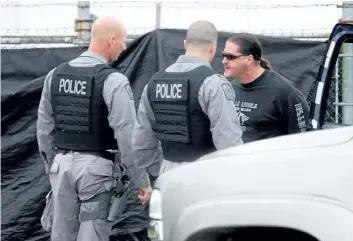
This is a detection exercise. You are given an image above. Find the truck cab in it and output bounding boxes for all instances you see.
[147,22,353,241]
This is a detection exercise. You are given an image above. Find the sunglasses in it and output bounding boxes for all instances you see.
[222,52,246,60]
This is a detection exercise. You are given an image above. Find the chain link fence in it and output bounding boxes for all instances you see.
[1,25,331,48]
[0,27,154,49]
[326,55,343,124]
[1,1,340,46]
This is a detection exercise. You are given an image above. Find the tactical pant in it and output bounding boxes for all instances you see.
[50,151,114,241]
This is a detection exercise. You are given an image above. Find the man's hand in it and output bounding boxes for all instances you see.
[49,174,53,185]
[138,186,152,205]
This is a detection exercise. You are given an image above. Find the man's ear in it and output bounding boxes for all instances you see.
[184,40,187,50]
[108,34,116,44]
[247,55,255,65]
[107,36,113,46]
[211,41,217,54]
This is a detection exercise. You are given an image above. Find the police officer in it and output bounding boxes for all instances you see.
[222,33,310,143]
[37,16,137,241]
[131,20,243,204]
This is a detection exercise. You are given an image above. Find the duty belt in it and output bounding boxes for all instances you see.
[56,149,118,162]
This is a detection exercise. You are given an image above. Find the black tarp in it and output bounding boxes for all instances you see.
[1,28,327,241]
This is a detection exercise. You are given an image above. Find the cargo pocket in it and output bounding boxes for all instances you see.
[79,191,112,222]
[41,190,53,232]
[87,163,113,177]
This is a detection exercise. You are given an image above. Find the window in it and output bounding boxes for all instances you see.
[324,38,353,126]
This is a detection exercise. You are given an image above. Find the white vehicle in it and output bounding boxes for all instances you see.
[149,126,353,241]
[147,22,353,241]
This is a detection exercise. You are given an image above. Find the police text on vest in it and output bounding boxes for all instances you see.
[59,78,87,95]
[156,83,182,99]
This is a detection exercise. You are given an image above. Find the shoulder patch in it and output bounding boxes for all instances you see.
[221,82,235,101]
[217,74,227,80]
[124,84,134,100]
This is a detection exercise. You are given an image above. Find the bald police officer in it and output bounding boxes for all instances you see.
[132,20,244,203]
[37,16,137,241]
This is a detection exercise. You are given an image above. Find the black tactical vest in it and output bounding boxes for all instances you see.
[50,62,118,151]
[147,65,217,162]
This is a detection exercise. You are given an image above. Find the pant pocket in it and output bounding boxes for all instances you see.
[79,192,111,222]
[87,163,113,177]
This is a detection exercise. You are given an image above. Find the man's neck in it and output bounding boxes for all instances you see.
[88,44,109,62]
[184,50,210,63]
[240,66,265,84]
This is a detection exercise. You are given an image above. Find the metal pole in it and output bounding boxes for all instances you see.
[76,1,91,43]
[156,2,161,29]
[341,1,353,125]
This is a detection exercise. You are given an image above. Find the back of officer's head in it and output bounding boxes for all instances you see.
[184,20,218,62]
[89,16,127,62]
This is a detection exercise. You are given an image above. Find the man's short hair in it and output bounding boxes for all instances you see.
[186,20,218,46]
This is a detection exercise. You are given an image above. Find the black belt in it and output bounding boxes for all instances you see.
[56,149,118,162]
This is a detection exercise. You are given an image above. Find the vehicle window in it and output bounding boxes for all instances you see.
[324,38,353,126]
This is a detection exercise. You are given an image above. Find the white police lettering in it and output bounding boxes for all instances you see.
[59,78,87,95]
[295,103,306,132]
[156,83,182,99]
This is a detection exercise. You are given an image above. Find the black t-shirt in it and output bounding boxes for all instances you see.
[231,69,310,143]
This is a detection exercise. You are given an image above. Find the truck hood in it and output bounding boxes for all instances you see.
[156,127,353,220]
[199,126,353,160]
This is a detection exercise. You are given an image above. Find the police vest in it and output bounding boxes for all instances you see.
[50,62,118,151]
[147,65,217,162]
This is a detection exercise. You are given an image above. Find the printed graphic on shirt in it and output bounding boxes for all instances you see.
[238,112,250,130]
[125,84,134,100]
[235,100,258,131]
[294,103,306,132]
[221,82,235,101]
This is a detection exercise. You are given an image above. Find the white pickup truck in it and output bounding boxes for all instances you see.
[147,22,353,241]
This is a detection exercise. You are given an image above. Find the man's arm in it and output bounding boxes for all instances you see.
[37,69,57,174]
[103,72,140,184]
[282,91,310,134]
[198,74,243,149]
[131,85,163,189]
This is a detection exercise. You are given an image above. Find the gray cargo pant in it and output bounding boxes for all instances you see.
[50,151,114,241]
